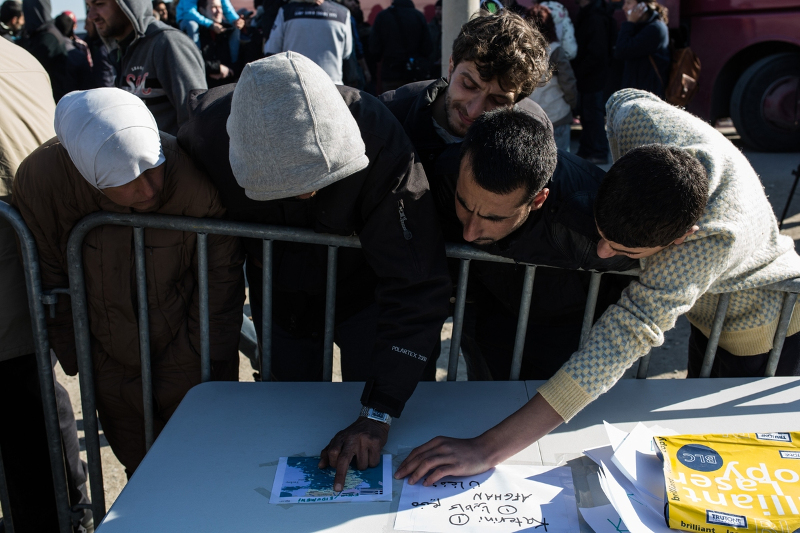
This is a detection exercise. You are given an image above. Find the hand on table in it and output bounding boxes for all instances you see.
[319,417,390,492]
[394,436,493,486]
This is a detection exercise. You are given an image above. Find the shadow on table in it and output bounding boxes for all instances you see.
[526,377,800,434]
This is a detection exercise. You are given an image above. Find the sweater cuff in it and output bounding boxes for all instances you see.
[537,369,593,422]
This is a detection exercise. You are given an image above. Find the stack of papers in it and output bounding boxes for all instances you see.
[580,422,677,533]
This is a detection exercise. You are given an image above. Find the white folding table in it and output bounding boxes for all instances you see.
[95,381,536,532]
[96,378,800,532]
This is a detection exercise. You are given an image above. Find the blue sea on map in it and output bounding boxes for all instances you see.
[279,456,384,498]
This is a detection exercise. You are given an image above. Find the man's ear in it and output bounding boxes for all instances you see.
[530,188,549,211]
[447,56,454,82]
[673,225,700,245]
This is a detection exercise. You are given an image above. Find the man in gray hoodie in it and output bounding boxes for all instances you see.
[178,52,451,492]
[86,0,207,134]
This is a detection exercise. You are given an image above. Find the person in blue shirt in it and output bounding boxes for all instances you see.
[176,0,243,52]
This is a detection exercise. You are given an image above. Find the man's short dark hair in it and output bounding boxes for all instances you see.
[0,0,22,24]
[451,10,550,101]
[595,145,709,248]
[461,108,556,204]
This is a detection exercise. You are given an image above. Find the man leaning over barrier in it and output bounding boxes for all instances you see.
[381,10,635,381]
[12,88,245,477]
[177,52,451,492]
[395,88,800,485]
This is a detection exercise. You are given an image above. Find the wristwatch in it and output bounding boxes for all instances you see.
[360,406,392,426]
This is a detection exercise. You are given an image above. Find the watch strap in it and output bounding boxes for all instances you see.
[360,406,392,425]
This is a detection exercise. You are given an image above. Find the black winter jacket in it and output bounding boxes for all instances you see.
[380,79,636,324]
[177,84,451,418]
[615,12,669,98]
[369,0,432,83]
[572,1,611,93]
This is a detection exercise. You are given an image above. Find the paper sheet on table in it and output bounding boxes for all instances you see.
[598,461,672,533]
[394,465,579,533]
[269,455,391,503]
[579,504,630,533]
[604,421,628,451]
[611,423,676,504]
[395,466,578,533]
[584,444,663,518]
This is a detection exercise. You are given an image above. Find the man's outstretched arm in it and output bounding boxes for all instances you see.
[395,393,563,485]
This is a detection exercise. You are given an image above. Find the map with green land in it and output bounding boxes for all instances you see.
[270,455,392,504]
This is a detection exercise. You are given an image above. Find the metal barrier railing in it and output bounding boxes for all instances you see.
[2,204,799,529]
[0,202,75,533]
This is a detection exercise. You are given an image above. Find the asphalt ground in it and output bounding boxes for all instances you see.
[29,127,800,513]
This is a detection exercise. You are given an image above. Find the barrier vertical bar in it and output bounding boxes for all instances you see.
[67,269,105,520]
[764,292,798,376]
[133,227,154,451]
[509,266,536,381]
[197,233,210,383]
[579,272,602,349]
[447,259,470,381]
[698,293,731,378]
[0,445,14,533]
[637,353,652,379]
[323,246,338,382]
[261,240,273,381]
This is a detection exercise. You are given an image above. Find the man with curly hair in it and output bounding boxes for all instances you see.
[380,11,634,384]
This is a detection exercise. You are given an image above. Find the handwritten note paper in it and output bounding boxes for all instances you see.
[395,465,578,532]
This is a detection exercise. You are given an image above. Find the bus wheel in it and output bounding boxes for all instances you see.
[730,52,800,152]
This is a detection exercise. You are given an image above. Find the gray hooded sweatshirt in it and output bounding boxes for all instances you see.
[104,0,207,134]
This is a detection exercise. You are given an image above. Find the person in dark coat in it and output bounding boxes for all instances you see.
[0,0,24,41]
[379,10,633,382]
[177,53,451,493]
[84,17,117,87]
[572,0,611,164]
[369,0,431,92]
[426,0,441,78]
[21,0,91,101]
[615,0,669,97]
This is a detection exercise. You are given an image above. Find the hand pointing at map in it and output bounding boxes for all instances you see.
[319,417,390,491]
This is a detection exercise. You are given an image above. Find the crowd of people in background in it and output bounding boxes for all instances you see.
[0,0,677,160]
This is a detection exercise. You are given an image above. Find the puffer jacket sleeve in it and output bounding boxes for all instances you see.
[11,141,82,374]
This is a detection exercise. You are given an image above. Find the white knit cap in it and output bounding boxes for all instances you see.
[55,88,165,190]
[227,52,369,201]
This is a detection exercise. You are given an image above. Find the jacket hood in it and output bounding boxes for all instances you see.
[55,88,165,190]
[392,0,416,8]
[227,52,369,201]
[606,88,721,161]
[103,0,157,48]
[23,0,52,31]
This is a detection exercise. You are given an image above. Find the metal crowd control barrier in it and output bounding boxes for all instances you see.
[0,202,74,533]
[3,205,800,529]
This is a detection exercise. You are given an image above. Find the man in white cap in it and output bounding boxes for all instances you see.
[178,52,451,491]
[12,87,245,476]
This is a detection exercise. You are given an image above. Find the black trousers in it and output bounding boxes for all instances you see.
[247,263,438,382]
[687,324,800,378]
[460,301,584,381]
[0,353,88,532]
